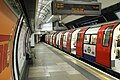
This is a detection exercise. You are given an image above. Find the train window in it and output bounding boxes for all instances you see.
[77,33,81,42]
[117,34,120,47]
[77,30,82,42]
[63,35,66,41]
[68,35,71,41]
[90,35,97,45]
[103,26,112,46]
[84,35,90,43]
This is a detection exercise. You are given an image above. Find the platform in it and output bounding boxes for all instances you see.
[27,42,118,80]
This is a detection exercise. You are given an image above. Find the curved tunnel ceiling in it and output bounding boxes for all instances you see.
[19,0,36,32]
[18,0,120,31]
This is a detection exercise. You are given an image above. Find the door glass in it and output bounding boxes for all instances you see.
[77,33,81,42]
[63,35,66,42]
[90,35,97,45]
[84,35,90,43]
[103,26,112,46]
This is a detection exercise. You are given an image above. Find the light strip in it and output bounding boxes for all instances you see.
[46,15,54,23]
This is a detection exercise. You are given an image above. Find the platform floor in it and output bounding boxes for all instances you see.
[28,43,117,80]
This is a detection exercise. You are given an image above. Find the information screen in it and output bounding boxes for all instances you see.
[51,1,101,15]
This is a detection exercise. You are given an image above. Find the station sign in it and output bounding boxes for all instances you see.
[51,1,101,15]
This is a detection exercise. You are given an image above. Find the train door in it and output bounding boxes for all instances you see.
[53,33,57,46]
[50,34,52,45]
[51,33,55,46]
[58,32,62,48]
[47,35,49,43]
[66,30,74,52]
[48,34,50,44]
[45,35,47,43]
[54,33,58,47]
[52,33,56,46]
[50,34,53,45]
[76,28,88,57]
[56,32,61,48]
[60,32,66,49]
[96,22,119,68]
[111,23,120,73]
[71,29,81,55]
[83,27,100,62]
[63,32,69,51]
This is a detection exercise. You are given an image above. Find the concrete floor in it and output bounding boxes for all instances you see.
[28,43,89,80]
[28,43,117,80]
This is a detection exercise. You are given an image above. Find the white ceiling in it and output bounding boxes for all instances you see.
[35,0,120,29]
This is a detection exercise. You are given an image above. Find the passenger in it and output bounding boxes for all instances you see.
[117,35,120,47]
[116,35,120,59]
[91,37,96,44]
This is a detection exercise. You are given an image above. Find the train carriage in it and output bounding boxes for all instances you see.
[95,22,120,72]
[46,21,120,76]
[76,22,120,73]
[110,23,120,73]
[83,27,100,62]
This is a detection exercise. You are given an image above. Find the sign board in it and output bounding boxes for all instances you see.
[51,1,101,15]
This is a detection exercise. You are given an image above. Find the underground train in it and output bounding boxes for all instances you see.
[0,1,31,80]
[45,21,120,75]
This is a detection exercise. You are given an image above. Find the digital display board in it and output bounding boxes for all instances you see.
[51,1,101,15]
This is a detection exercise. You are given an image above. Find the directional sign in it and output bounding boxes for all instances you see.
[51,1,101,15]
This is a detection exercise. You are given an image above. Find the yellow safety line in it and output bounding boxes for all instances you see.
[50,46,112,80]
